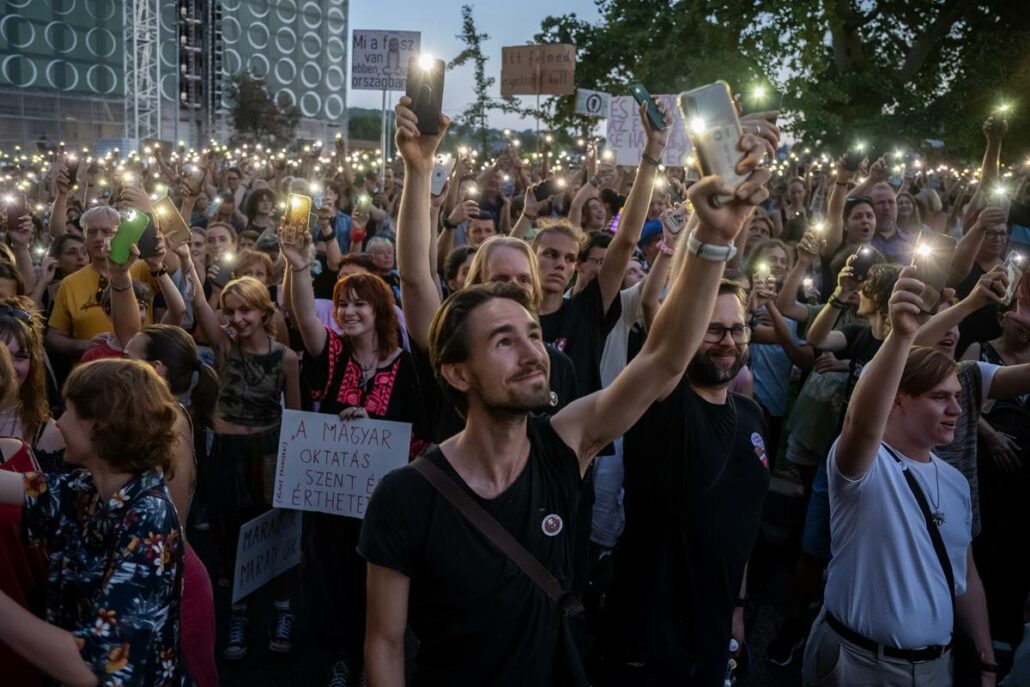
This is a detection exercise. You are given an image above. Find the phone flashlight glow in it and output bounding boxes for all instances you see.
[417,54,435,71]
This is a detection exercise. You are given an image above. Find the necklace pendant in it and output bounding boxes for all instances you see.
[932,511,945,527]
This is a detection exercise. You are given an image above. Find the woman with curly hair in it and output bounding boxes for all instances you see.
[0,359,192,686]
[0,298,63,466]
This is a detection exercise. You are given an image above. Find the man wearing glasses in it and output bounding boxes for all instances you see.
[598,279,771,685]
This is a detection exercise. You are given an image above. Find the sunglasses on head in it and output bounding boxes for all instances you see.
[0,304,33,324]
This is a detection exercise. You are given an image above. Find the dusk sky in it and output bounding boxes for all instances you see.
[346,0,601,129]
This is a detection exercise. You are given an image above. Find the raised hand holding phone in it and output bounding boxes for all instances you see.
[394,95,451,172]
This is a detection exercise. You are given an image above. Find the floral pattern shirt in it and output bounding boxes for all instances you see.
[21,468,192,687]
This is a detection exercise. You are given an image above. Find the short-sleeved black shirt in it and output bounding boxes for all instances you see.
[601,380,770,676]
[956,263,1002,356]
[540,278,621,396]
[358,415,584,686]
[840,323,884,403]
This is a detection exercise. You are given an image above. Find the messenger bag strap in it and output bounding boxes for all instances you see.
[411,455,583,616]
[882,443,956,632]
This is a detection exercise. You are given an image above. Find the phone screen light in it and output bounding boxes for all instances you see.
[417,54,435,71]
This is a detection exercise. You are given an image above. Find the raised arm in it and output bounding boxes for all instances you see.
[49,164,71,238]
[394,96,449,349]
[511,184,551,240]
[948,206,1006,286]
[776,232,820,321]
[596,101,673,311]
[834,266,924,479]
[641,209,693,331]
[847,157,887,199]
[979,116,1006,195]
[914,266,1005,349]
[804,258,859,351]
[823,158,853,258]
[280,229,329,357]
[553,136,774,467]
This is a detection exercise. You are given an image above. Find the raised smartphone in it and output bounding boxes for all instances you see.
[283,193,312,246]
[65,154,81,183]
[152,196,192,248]
[911,231,958,313]
[1002,250,1026,306]
[534,178,564,201]
[431,156,456,196]
[665,205,688,235]
[679,82,748,207]
[4,193,27,228]
[109,210,150,264]
[630,83,667,132]
[406,56,445,136]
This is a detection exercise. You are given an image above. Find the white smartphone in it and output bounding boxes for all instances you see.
[678,81,748,207]
[431,155,456,196]
[1002,250,1026,306]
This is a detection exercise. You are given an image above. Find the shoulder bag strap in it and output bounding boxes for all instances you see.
[882,443,956,630]
[411,456,583,616]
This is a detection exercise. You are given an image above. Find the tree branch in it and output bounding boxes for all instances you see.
[893,0,977,83]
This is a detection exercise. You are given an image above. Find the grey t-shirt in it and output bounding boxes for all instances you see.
[933,360,998,538]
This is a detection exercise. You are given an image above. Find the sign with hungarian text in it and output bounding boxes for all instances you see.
[606,94,693,167]
[232,509,301,604]
[500,44,576,97]
[273,409,411,519]
[351,30,422,91]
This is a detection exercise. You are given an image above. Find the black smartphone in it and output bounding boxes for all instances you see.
[137,213,160,260]
[851,246,879,281]
[912,231,958,313]
[65,155,80,183]
[534,178,563,201]
[738,87,784,116]
[211,256,235,288]
[843,149,865,172]
[406,56,445,135]
[4,193,27,228]
[630,83,667,132]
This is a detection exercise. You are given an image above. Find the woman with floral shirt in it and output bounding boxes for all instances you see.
[0,359,191,687]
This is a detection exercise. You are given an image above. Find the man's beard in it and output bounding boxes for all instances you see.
[686,345,749,387]
[480,366,553,420]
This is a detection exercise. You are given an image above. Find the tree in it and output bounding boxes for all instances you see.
[448,4,528,151]
[537,0,1030,160]
[225,73,301,146]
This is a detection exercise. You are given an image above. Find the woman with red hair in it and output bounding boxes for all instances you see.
[281,226,426,685]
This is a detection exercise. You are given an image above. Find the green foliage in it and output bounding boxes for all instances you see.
[449,5,529,151]
[225,73,300,146]
[538,0,1030,161]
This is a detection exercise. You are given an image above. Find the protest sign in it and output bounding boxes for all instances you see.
[351,30,421,91]
[605,95,693,167]
[575,89,610,117]
[500,44,576,97]
[273,409,411,519]
[232,509,302,604]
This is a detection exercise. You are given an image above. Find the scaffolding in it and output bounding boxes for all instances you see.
[123,0,162,142]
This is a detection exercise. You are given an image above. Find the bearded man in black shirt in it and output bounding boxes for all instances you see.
[598,276,773,685]
[359,94,776,686]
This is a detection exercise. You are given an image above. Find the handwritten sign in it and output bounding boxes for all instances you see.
[500,44,576,97]
[273,409,411,519]
[575,89,610,117]
[606,95,693,167]
[232,509,302,604]
[351,30,421,91]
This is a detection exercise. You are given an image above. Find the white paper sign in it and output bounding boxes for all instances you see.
[575,89,610,117]
[273,409,411,519]
[232,509,302,604]
[351,30,422,91]
[605,95,693,167]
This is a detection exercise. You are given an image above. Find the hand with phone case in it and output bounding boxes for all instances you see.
[630,84,668,132]
[394,95,451,173]
[911,231,958,313]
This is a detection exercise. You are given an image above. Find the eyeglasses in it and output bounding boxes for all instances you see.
[0,304,33,324]
[703,324,751,344]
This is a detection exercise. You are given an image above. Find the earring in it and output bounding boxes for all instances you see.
[548,391,558,407]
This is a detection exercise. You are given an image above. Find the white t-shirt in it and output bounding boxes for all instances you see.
[599,282,644,388]
[824,439,972,648]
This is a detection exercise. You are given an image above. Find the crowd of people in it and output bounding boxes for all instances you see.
[0,88,1028,687]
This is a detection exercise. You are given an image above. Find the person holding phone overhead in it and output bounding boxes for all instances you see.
[189,273,301,661]
[281,223,426,685]
[0,359,193,687]
[802,268,996,687]
[360,92,771,686]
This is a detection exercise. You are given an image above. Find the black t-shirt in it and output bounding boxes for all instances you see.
[840,323,883,402]
[956,263,1002,356]
[602,380,770,672]
[358,415,584,686]
[412,342,581,444]
[540,278,621,396]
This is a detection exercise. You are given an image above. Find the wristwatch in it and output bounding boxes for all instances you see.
[318,229,336,242]
[442,217,458,230]
[687,231,737,262]
[149,268,168,278]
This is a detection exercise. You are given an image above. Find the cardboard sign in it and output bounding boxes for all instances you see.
[575,89,610,117]
[351,30,422,91]
[232,509,302,604]
[605,95,693,167]
[273,409,411,519]
[500,44,576,97]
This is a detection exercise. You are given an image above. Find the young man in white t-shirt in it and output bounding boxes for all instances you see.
[802,265,997,687]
